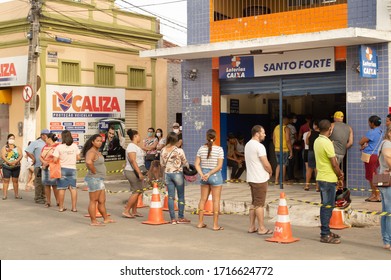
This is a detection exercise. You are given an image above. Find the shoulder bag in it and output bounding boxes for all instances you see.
[372,140,391,187]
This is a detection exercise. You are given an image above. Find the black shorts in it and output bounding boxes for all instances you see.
[2,165,21,179]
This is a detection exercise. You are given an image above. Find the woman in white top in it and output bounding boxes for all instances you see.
[194,129,224,231]
[53,130,81,212]
[122,129,146,219]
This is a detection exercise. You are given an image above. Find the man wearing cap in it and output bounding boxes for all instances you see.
[25,129,50,204]
[172,123,183,148]
[330,111,353,170]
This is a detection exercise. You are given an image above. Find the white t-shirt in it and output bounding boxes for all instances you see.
[244,139,269,183]
[125,143,145,171]
[53,143,80,169]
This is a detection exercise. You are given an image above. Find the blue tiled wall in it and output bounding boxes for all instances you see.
[346,43,389,195]
[187,0,210,45]
[348,0,376,28]
[182,59,213,163]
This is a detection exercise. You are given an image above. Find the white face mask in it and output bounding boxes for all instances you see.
[292,119,297,124]
[156,133,161,137]
[8,139,15,145]
[173,129,179,134]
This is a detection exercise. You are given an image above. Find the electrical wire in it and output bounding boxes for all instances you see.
[41,2,150,50]
[137,0,187,8]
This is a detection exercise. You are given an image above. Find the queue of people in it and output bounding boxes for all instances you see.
[1,115,390,251]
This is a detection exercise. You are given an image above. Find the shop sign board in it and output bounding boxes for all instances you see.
[359,45,377,78]
[0,56,28,87]
[219,56,254,79]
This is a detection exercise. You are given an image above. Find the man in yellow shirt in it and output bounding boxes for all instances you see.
[272,116,293,185]
[314,119,344,244]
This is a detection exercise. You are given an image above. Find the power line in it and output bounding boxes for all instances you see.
[117,0,187,30]
[138,0,186,8]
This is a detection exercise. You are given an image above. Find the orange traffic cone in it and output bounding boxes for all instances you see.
[84,202,110,218]
[142,182,169,225]
[203,194,213,216]
[266,192,299,243]
[137,194,147,208]
[329,208,350,229]
[162,188,178,211]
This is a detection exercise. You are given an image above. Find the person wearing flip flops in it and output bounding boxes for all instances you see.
[194,129,224,231]
[1,134,23,200]
[314,120,344,244]
[244,125,273,235]
[359,115,383,203]
[377,125,391,251]
[82,134,115,226]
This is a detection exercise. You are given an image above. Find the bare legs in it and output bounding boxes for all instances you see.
[197,184,223,230]
[122,193,142,218]
[89,190,114,225]
[44,185,59,207]
[57,187,77,211]
[2,177,21,199]
[275,165,286,184]
[248,206,267,233]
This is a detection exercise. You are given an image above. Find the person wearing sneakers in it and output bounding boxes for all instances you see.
[314,119,344,244]
[160,132,190,225]
[194,129,224,231]
[377,125,391,251]
[245,125,273,235]
[82,134,115,226]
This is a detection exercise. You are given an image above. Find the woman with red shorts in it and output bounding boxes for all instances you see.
[359,115,383,202]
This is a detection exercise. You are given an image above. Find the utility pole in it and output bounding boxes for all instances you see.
[24,0,41,147]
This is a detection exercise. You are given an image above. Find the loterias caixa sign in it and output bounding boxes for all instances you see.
[359,45,378,78]
[219,48,335,79]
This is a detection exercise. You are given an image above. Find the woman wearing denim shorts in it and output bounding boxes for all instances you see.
[194,129,224,231]
[82,134,115,226]
[52,130,80,212]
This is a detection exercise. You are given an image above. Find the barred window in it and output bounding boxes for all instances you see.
[128,67,146,88]
[96,64,115,86]
[60,61,80,84]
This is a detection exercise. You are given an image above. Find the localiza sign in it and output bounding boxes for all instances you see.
[359,45,377,78]
[46,85,125,147]
[254,48,335,77]
[0,56,28,87]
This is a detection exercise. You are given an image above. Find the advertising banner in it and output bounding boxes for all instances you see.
[219,56,254,79]
[359,45,377,78]
[0,56,28,87]
[46,85,126,161]
[254,48,335,77]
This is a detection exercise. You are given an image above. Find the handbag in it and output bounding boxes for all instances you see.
[145,153,156,161]
[361,152,371,163]
[49,161,61,179]
[372,173,391,187]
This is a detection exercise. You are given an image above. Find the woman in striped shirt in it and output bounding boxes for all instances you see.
[194,129,224,231]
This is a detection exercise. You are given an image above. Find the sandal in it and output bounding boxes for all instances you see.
[330,232,341,239]
[320,235,341,244]
[15,196,22,199]
[177,218,190,224]
[171,219,177,225]
[304,185,310,191]
[2,197,7,200]
[44,203,51,208]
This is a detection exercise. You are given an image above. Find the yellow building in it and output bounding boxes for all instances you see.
[0,0,168,174]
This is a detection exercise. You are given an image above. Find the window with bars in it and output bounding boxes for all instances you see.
[95,64,115,86]
[213,0,344,21]
[60,60,80,84]
[128,67,146,88]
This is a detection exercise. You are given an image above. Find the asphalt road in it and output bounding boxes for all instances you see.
[1,183,390,260]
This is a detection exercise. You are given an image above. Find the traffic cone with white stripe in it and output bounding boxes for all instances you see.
[266,192,299,243]
[142,182,169,225]
[329,208,350,229]
[203,194,213,216]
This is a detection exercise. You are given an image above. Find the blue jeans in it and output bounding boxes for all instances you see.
[165,172,185,220]
[379,187,391,245]
[318,181,337,236]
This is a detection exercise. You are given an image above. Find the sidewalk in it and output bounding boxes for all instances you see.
[89,176,383,228]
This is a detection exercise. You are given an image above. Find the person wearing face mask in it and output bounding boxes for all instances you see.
[1,134,23,200]
[245,125,273,235]
[155,128,166,161]
[142,127,158,170]
[172,123,183,148]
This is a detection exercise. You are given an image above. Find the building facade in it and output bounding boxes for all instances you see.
[142,0,391,193]
[0,0,168,175]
